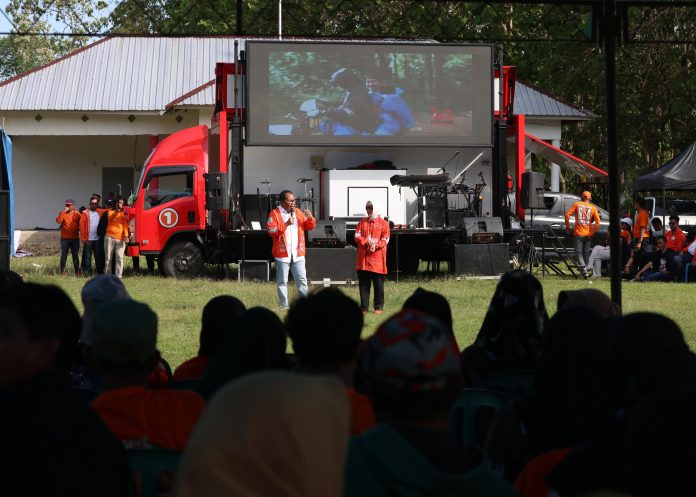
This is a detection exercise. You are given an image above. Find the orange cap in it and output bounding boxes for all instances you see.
[581,191,592,200]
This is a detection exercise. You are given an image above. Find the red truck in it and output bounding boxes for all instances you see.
[127,42,520,278]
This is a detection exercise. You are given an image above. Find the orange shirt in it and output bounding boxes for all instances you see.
[354,217,390,275]
[633,208,649,240]
[666,227,686,252]
[514,447,572,497]
[565,201,600,237]
[105,209,130,241]
[55,210,81,239]
[173,356,210,382]
[620,228,631,246]
[92,386,205,450]
[346,388,376,436]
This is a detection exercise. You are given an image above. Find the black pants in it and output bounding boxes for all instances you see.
[358,270,385,311]
[95,238,106,274]
[59,238,80,273]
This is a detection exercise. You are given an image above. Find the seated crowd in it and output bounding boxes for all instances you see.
[1,267,694,497]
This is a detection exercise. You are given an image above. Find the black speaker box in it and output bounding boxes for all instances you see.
[0,237,9,271]
[0,190,8,238]
[425,196,447,228]
[203,172,229,210]
[452,243,510,276]
[305,247,357,283]
[521,171,545,209]
[238,260,269,281]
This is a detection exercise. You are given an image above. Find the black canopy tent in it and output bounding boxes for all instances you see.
[634,141,696,226]
[634,141,696,191]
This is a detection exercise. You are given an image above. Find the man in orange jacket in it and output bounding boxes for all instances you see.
[56,198,81,275]
[354,200,390,314]
[565,191,601,277]
[267,190,316,309]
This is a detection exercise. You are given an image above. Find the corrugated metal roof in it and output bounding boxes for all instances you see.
[0,37,243,111]
[0,36,595,118]
[514,80,594,119]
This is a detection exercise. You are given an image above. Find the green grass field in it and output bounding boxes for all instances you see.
[11,255,696,369]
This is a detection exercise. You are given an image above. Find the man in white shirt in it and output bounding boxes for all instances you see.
[80,196,107,275]
[267,190,316,309]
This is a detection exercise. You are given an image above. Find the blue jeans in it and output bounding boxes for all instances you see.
[275,258,308,309]
[60,238,80,273]
[574,235,591,270]
[81,240,99,274]
[640,270,673,282]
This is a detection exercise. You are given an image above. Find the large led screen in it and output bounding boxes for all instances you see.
[246,41,493,147]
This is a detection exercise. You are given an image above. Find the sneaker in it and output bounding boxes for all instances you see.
[374,309,383,316]
[361,309,369,315]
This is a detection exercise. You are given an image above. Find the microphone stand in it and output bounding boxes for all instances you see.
[436,151,460,174]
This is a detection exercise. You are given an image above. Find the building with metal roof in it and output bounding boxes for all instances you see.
[0,36,593,230]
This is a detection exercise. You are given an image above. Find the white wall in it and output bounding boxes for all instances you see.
[13,135,152,229]
[243,146,495,222]
[1,110,201,136]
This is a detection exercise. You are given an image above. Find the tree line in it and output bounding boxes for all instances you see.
[2,0,696,203]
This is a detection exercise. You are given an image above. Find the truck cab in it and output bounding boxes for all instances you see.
[130,125,209,276]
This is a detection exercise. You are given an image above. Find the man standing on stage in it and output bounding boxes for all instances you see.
[354,201,390,315]
[267,190,316,309]
[565,190,601,277]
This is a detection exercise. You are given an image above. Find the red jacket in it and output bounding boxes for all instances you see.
[55,210,81,239]
[354,217,390,274]
[267,207,316,259]
[79,208,107,242]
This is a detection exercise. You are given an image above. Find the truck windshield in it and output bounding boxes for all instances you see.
[144,171,194,210]
[133,147,156,202]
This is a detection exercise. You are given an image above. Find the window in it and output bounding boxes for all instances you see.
[144,171,193,210]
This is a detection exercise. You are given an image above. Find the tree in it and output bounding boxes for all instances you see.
[0,0,109,79]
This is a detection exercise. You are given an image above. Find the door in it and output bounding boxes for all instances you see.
[137,166,201,253]
[102,167,134,201]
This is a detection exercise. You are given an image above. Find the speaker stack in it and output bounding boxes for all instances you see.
[521,171,545,209]
[304,247,357,284]
[452,243,510,276]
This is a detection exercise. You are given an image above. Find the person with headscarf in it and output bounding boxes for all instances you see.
[461,270,548,380]
[354,200,390,315]
[345,309,517,497]
[172,295,246,383]
[173,371,349,497]
[486,307,614,485]
[546,312,696,496]
[195,307,287,400]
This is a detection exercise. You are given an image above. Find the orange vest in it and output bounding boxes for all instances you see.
[267,207,316,259]
[354,217,390,274]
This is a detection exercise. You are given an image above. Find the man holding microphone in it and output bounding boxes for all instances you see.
[267,190,316,309]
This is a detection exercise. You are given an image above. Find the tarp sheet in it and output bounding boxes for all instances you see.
[634,141,696,191]
[0,129,12,257]
[524,133,608,178]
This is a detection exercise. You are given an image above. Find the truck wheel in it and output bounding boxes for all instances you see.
[162,241,204,278]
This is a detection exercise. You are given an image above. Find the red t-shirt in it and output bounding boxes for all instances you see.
[514,447,572,497]
[173,356,210,382]
[92,386,205,450]
[346,388,376,435]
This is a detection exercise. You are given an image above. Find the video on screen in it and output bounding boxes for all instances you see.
[246,41,493,147]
